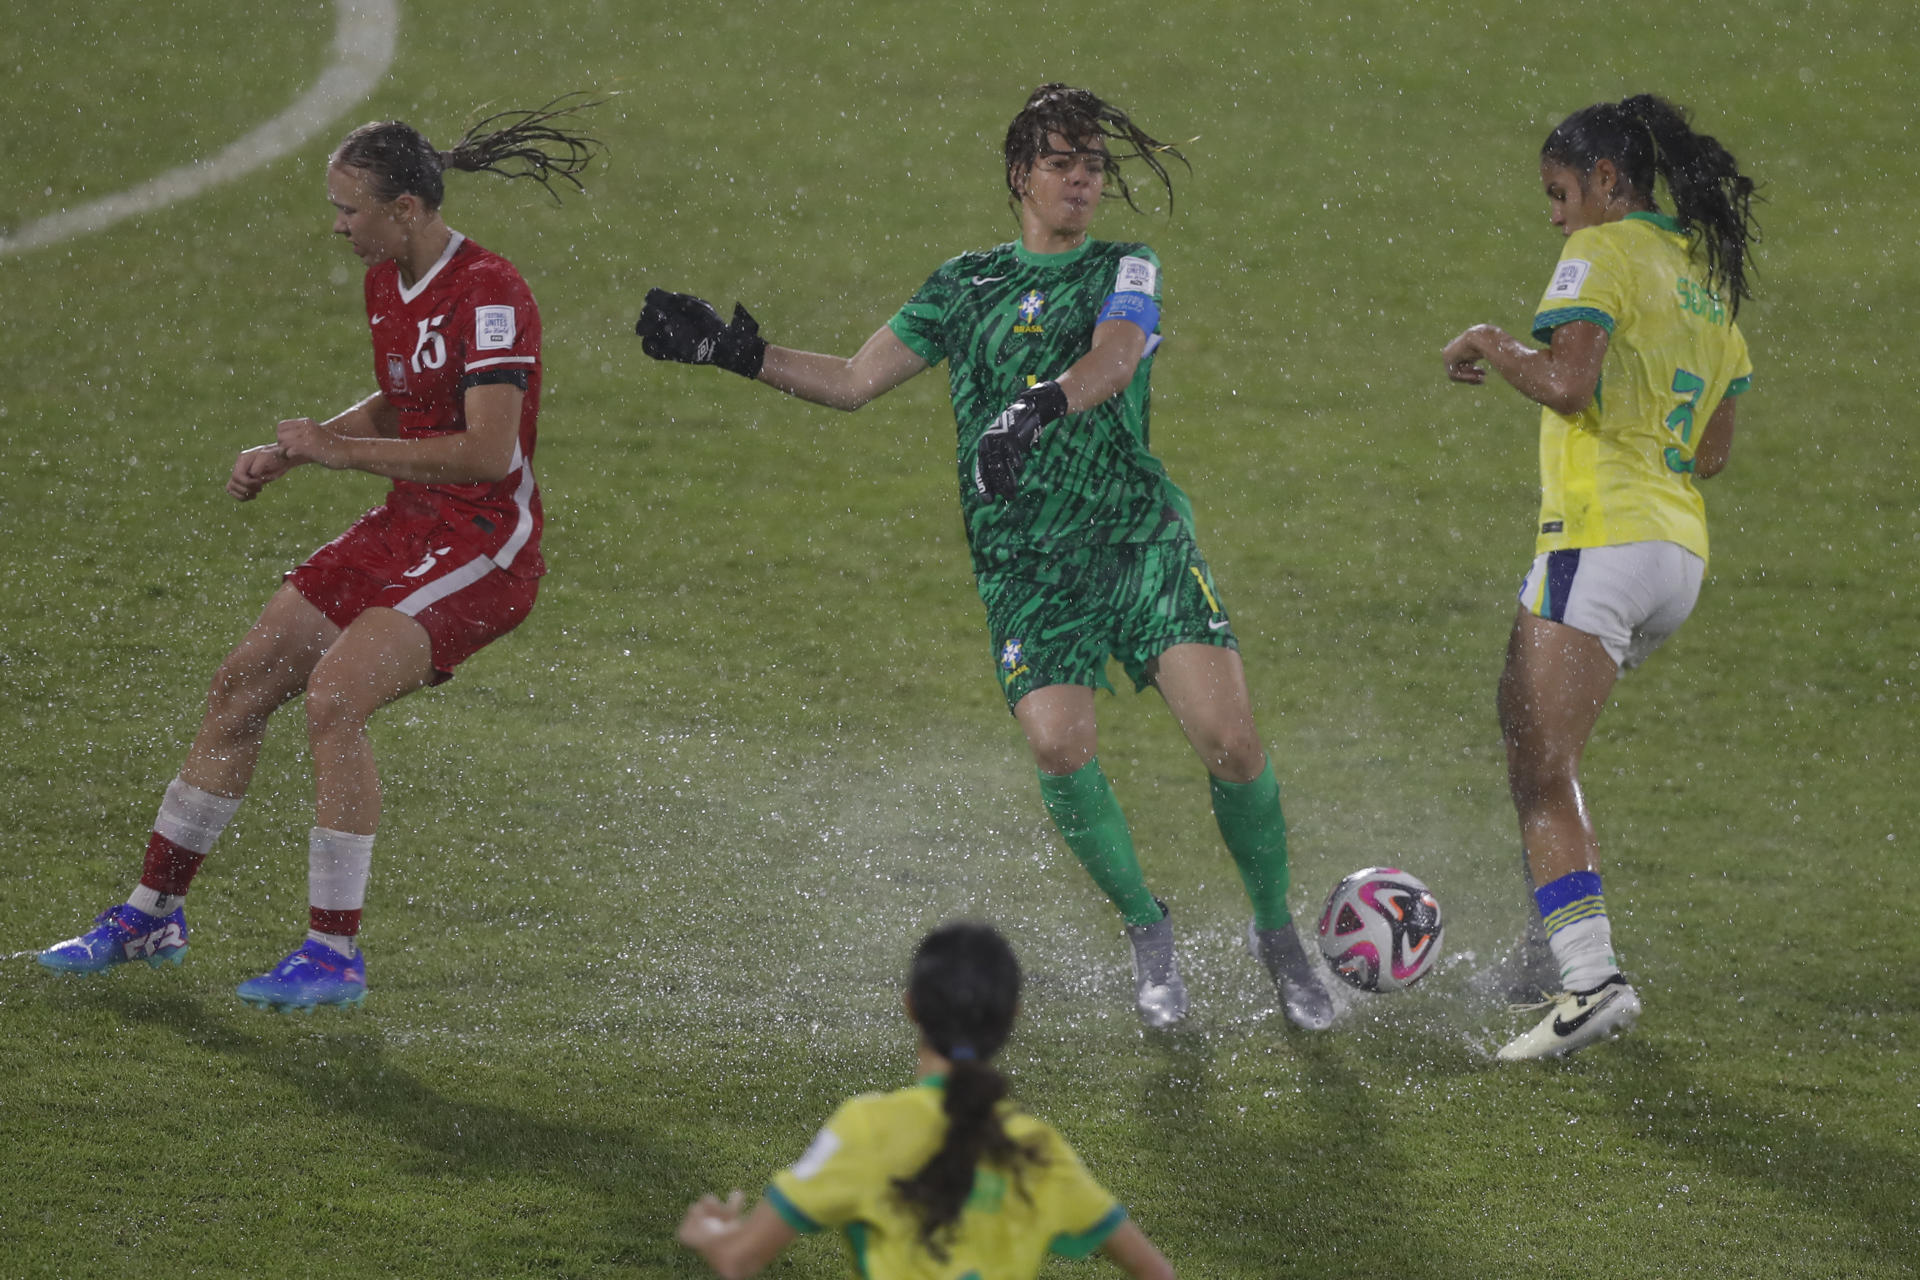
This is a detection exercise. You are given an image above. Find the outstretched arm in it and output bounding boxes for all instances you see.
[676,1192,799,1280]
[759,324,930,411]
[1442,319,1608,417]
[638,289,927,410]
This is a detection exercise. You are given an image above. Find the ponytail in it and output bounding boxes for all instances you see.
[1542,94,1759,315]
[890,923,1047,1262]
[332,92,603,209]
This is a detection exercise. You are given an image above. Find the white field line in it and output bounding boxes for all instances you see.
[0,0,398,257]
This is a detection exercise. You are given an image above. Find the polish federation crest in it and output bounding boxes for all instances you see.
[385,352,409,394]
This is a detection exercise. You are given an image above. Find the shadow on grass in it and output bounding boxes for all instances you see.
[83,983,706,1275]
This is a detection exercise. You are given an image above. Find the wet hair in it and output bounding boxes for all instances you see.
[1542,94,1759,315]
[891,922,1047,1261]
[1003,82,1186,214]
[330,92,603,209]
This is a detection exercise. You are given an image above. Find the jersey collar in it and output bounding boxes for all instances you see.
[1625,210,1682,235]
[397,230,466,303]
[1013,237,1096,269]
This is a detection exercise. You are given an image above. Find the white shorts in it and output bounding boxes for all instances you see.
[1518,541,1704,669]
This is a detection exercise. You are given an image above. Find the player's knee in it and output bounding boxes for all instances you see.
[302,674,370,743]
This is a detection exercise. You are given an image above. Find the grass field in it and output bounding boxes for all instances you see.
[2,0,1915,1276]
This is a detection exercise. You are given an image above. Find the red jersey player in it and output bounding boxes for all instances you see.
[38,99,600,1012]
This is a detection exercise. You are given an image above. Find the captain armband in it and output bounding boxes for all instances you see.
[1095,290,1160,336]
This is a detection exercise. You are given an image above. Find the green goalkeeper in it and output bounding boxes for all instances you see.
[637,83,1332,1032]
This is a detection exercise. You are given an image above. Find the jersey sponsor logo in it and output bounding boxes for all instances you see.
[1114,254,1157,295]
[1014,290,1046,334]
[1545,258,1592,301]
[790,1128,841,1181]
[475,305,517,350]
[386,353,410,394]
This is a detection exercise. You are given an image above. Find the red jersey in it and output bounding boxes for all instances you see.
[364,232,545,577]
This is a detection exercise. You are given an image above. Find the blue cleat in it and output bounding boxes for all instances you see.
[39,904,189,974]
[235,939,366,1013]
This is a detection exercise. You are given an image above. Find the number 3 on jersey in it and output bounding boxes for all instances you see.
[412,315,448,372]
[1663,367,1705,474]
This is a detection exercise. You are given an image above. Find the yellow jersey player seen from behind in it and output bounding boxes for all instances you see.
[1530,210,1752,563]
[677,922,1173,1280]
[1442,94,1760,1062]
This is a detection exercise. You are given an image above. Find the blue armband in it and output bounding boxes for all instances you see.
[1095,290,1160,336]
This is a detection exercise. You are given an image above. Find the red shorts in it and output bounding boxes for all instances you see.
[287,504,540,682]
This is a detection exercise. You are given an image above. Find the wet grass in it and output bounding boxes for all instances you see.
[2,0,1916,1276]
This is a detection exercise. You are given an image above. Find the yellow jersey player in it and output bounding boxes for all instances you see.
[677,922,1174,1279]
[1442,94,1759,1060]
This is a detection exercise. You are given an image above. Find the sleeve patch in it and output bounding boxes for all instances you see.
[789,1128,841,1181]
[1114,254,1157,296]
[1545,259,1592,301]
[475,305,517,351]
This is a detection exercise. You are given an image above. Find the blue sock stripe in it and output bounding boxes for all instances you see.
[1534,870,1604,918]
[1542,896,1609,938]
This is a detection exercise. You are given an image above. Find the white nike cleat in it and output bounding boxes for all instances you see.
[1496,974,1642,1061]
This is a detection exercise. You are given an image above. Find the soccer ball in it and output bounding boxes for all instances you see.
[1316,867,1444,992]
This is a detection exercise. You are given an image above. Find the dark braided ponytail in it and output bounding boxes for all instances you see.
[331,92,603,209]
[891,922,1047,1262]
[1541,94,1759,314]
[1004,83,1187,214]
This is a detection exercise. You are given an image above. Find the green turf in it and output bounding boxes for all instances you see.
[2,0,1915,1276]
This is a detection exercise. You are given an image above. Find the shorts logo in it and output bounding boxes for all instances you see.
[475,305,516,350]
[385,353,409,394]
[404,546,455,579]
[1545,259,1592,301]
[1014,290,1046,334]
[999,638,1029,689]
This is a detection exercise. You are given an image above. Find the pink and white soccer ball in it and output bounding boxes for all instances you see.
[1316,867,1444,992]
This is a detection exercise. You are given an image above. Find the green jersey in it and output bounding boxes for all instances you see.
[888,238,1194,571]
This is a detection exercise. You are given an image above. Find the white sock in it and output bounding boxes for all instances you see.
[1548,916,1620,993]
[152,777,243,853]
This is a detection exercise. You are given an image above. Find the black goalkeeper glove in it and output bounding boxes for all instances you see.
[973,380,1069,500]
[635,288,768,379]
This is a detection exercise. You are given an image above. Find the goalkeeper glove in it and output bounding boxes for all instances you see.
[973,380,1069,500]
[636,288,767,379]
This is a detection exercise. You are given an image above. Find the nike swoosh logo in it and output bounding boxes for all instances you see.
[370,315,384,324]
[1552,987,1620,1037]
[971,275,1007,285]
[1208,618,1231,631]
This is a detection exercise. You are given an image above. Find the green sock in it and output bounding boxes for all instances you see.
[1211,759,1292,931]
[1038,759,1162,926]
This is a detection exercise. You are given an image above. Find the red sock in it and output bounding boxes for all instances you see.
[309,907,362,938]
[140,832,206,895]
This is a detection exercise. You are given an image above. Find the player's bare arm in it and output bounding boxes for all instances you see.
[676,1193,798,1280]
[757,324,929,411]
[1442,319,1608,416]
[1692,396,1736,478]
[1058,317,1148,413]
[276,383,522,484]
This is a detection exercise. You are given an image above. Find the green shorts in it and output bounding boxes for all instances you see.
[977,540,1238,712]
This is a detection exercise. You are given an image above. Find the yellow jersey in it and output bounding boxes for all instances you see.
[766,1077,1127,1279]
[1529,211,1753,564]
